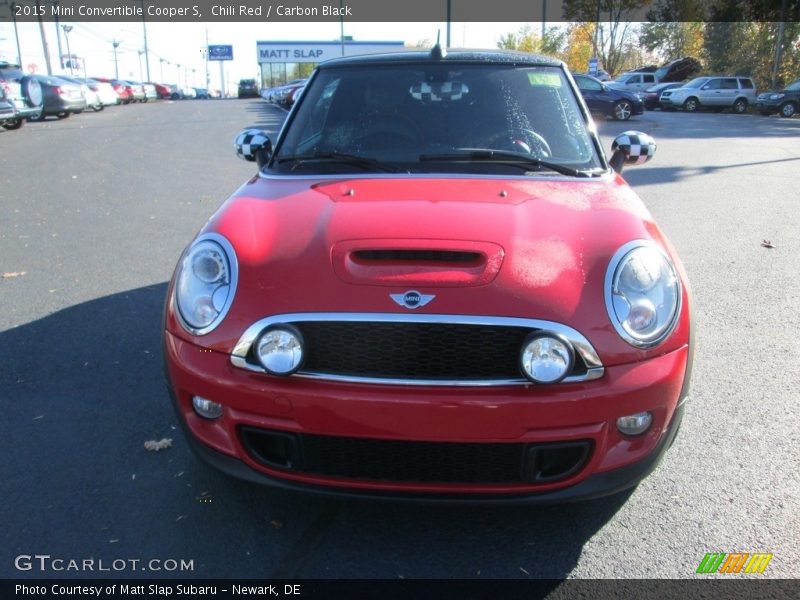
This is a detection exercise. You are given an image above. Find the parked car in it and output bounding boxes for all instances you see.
[124,81,146,102]
[573,73,644,120]
[608,71,658,94]
[0,84,22,130]
[237,78,259,98]
[0,61,44,126]
[143,83,158,101]
[82,78,119,106]
[164,48,691,503]
[659,76,757,113]
[654,57,702,83]
[194,88,210,99]
[755,79,800,118]
[641,82,684,110]
[95,78,133,104]
[58,76,103,111]
[152,82,172,99]
[28,75,87,119]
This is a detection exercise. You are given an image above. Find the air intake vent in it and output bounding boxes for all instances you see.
[353,250,482,264]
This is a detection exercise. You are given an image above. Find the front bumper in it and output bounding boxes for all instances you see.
[164,329,690,501]
[755,100,780,114]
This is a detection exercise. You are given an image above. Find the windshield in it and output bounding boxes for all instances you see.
[683,78,710,89]
[272,63,602,176]
[785,80,800,92]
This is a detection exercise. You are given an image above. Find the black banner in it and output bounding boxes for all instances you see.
[4,579,800,600]
[1,0,798,23]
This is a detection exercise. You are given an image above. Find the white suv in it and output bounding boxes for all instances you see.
[659,76,757,113]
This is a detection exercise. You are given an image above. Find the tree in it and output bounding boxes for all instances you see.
[496,25,567,57]
[639,22,705,60]
[563,0,651,76]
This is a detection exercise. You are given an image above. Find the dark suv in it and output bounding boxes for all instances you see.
[237,78,259,98]
[0,62,44,126]
[755,79,800,118]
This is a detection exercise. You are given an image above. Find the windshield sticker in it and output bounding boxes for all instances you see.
[527,72,562,87]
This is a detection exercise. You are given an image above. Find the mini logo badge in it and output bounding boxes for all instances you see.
[390,290,435,309]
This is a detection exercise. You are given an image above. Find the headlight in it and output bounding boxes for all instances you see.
[770,93,785,100]
[520,333,574,384]
[605,241,681,348]
[255,326,305,375]
[175,234,238,335]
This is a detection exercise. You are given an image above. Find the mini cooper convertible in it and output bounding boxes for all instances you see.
[164,48,692,502]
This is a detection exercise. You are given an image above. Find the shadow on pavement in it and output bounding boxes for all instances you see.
[1,284,631,580]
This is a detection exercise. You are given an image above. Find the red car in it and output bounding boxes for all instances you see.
[164,49,692,502]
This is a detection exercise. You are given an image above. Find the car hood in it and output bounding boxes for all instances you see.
[168,174,689,364]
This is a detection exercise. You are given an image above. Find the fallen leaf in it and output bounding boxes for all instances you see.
[176,515,187,522]
[109,539,119,543]
[2,271,26,278]
[174,471,185,478]
[270,520,283,529]
[131,474,136,481]
[144,438,173,451]
[33,415,44,420]
[519,567,530,576]
[761,240,776,249]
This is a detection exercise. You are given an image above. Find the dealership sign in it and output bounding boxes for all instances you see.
[208,45,233,61]
[256,41,404,64]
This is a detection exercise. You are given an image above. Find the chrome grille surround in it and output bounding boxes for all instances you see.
[230,313,604,386]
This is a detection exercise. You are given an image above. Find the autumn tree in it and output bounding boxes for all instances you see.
[496,25,567,57]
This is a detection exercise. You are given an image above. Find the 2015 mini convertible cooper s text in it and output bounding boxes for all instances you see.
[163,48,692,503]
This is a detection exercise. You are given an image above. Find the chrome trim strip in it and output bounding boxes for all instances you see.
[230,313,604,386]
[603,240,683,349]
[255,171,614,183]
[172,233,239,337]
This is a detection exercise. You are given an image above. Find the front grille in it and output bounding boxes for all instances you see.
[298,321,534,380]
[231,314,604,386]
[240,427,592,485]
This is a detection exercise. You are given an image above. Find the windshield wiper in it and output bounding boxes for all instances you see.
[275,151,399,173]
[418,149,590,177]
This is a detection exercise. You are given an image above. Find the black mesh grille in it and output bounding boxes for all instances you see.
[296,321,531,380]
[240,427,593,484]
[353,250,482,263]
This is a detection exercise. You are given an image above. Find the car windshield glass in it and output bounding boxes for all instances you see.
[272,63,602,175]
[785,80,800,92]
[683,78,710,89]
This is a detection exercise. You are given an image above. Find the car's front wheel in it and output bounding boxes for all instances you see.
[2,118,24,130]
[612,100,633,121]
[779,102,797,118]
[733,98,748,114]
[683,97,699,112]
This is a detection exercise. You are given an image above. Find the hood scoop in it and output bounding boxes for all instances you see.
[332,239,504,287]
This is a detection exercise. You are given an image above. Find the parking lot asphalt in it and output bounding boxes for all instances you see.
[2,100,799,580]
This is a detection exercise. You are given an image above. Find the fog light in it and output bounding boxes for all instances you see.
[617,411,653,436]
[192,396,223,419]
[256,326,304,375]
[520,333,574,384]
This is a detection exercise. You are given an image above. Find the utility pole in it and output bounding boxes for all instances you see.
[446,0,451,47]
[36,0,52,75]
[112,39,121,79]
[204,27,210,87]
[10,3,23,65]
[139,0,151,81]
[52,1,64,71]
[160,57,165,82]
[542,0,546,40]
[137,49,144,81]
[61,24,73,75]
[339,0,345,56]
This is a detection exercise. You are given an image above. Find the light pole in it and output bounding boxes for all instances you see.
[35,0,52,75]
[139,0,151,81]
[52,1,64,71]
[159,58,165,82]
[61,25,73,75]
[10,2,23,65]
[137,50,144,81]
[112,39,121,79]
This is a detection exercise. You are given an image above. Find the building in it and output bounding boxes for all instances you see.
[257,40,406,88]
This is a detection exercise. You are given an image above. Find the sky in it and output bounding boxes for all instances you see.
[0,21,534,89]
